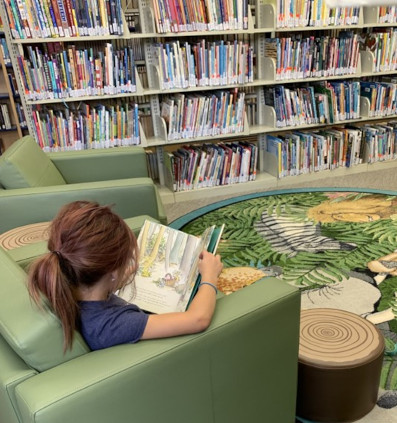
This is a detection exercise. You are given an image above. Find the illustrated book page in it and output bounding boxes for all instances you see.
[118,220,223,314]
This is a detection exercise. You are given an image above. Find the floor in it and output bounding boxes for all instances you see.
[165,165,397,222]
[163,164,397,423]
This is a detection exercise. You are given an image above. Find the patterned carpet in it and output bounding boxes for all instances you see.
[170,188,397,419]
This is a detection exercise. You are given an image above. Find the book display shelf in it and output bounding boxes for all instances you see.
[0,0,397,203]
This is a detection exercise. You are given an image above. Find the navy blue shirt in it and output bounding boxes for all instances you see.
[79,294,149,350]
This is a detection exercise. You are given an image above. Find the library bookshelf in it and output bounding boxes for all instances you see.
[0,24,24,153]
[0,0,397,204]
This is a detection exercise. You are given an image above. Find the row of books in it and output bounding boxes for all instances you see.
[152,0,250,33]
[264,81,361,128]
[160,89,246,141]
[264,127,365,178]
[363,122,397,163]
[164,141,258,191]
[0,102,12,129]
[3,0,124,39]
[265,32,360,80]
[17,43,137,101]
[363,29,397,73]
[275,0,360,28]
[264,123,397,178]
[361,80,397,117]
[154,39,254,90]
[378,6,397,24]
[32,101,140,151]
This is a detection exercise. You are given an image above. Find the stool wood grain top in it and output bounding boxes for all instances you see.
[0,222,50,250]
[299,308,384,368]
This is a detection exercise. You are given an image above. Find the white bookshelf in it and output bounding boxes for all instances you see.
[1,0,397,203]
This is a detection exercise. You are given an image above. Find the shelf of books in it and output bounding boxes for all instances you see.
[0,16,25,153]
[1,0,397,200]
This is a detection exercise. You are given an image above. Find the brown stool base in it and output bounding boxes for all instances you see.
[297,309,384,422]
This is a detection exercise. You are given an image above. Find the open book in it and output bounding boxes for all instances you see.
[118,220,224,314]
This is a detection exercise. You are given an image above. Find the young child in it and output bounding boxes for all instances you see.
[28,201,223,351]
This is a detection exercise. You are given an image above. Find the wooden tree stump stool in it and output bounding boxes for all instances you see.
[0,222,50,250]
[296,308,385,422]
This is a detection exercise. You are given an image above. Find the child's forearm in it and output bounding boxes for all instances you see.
[142,282,217,339]
[185,282,217,330]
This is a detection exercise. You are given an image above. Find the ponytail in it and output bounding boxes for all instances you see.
[28,251,79,351]
[27,201,139,352]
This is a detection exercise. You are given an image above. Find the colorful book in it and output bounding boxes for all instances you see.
[118,219,224,314]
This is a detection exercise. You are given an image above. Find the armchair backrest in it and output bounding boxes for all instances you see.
[0,136,66,189]
[0,248,89,372]
[48,147,149,183]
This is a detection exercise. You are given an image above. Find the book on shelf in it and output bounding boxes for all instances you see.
[265,32,359,81]
[17,41,137,101]
[245,95,257,126]
[275,0,360,28]
[361,80,397,117]
[153,38,254,90]
[151,0,249,34]
[363,29,397,73]
[7,72,19,96]
[263,81,360,128]
[163,140,257,192]
[0,102,11,129]
[262,127,367,178]
[118,219,224,314]
[2,0,124,39]
[15,103,26,126]
[160,89,245,140]
[33,100,140,151]
[145,148,159,181]
[363,122,397,163]
[378,6,397,24]
[0,38,10,64]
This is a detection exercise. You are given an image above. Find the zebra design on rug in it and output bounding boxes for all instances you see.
[254,212,357,256]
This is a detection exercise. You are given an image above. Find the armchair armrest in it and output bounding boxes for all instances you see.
[15,278,300,423]
[47,147,149,183]
[0,178,166,233]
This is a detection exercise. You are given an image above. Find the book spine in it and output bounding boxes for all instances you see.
[9,0,26,38]
[64,0,77,35]
[50,0,64,36]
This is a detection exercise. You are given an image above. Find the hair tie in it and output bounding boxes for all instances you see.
[52,250,62,259]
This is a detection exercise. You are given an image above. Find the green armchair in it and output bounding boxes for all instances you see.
[0,136,167,234]
[0,244,301,423]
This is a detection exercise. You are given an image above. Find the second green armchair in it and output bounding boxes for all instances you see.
[0,136,167,234]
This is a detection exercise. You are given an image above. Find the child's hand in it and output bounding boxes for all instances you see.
[198,250,223,285]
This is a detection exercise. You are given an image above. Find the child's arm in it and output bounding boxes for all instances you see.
[141,250,223,339]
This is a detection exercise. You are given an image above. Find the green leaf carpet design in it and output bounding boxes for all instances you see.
[181,190,397,398]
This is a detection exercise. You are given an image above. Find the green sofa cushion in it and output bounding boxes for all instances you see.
[0,248,89,372]
[0,136,66,189]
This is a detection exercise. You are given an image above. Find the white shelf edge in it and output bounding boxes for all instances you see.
[160,172,276,203]
[159,160,397,204]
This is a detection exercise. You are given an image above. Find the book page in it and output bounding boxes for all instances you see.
[119,220,204,314]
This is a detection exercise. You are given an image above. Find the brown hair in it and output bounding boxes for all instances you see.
[28,201,138,351]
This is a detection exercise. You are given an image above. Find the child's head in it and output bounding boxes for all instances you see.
[28,201,138,350]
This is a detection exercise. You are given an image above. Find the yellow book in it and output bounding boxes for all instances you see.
[311,0,318,26]
[98,0,109,35]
